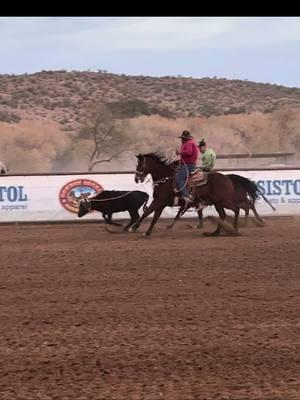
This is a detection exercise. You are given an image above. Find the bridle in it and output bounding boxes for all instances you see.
[135,155,146,176]
[136,155,176,189]
[135,155,147,181]
[135,156,170,187]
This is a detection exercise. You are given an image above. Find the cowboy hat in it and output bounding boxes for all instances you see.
[178,130,193,139]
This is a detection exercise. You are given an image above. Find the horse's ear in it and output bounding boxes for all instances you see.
[135,154,142,160]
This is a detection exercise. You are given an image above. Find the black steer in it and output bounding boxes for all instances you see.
[77,190,149,231]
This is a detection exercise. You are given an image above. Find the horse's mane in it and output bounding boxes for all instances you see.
[140,152,177,168]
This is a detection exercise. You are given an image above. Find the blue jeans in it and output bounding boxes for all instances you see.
[175,163,195,198]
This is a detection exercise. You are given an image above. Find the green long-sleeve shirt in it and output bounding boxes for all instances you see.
[200,148,216,170]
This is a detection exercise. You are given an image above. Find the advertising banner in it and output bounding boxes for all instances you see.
[0,170,299,223]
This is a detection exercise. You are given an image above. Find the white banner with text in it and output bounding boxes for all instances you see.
[0,170,299,222]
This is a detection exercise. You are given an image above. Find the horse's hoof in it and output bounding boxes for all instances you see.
[254,220,265,228]
[104,226,115,234]
[203,231,219,237]
[142,232,150,238]
[186,224,201,230]
[128,227,136,233]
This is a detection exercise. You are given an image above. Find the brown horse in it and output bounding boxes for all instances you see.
[168,173,275,230]
[130,152,250,236]
[226,174,275,225]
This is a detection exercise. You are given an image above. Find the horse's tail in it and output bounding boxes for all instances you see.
[228,174,276,211]
[228,174,258,203]
[256,190,276,211]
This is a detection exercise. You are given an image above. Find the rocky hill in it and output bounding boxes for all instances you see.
[1,70,300,129]
[0,70,300,173]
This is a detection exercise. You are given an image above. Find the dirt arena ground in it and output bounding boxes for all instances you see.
[0,217,299,400]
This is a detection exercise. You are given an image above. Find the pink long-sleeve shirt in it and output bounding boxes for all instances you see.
[180,139,198,164]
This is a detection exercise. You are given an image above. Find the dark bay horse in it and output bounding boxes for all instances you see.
[168,173,275,230]
[130,152,254,236]
[226,174,275,225]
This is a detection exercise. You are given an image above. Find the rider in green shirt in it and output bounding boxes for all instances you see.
[198,139,216,172]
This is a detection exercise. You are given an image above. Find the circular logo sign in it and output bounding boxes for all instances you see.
[59,179,103,213]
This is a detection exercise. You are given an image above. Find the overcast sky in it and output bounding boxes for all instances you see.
[1,17,300,87]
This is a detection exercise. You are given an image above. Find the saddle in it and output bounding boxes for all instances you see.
[173,169,208,205]
[189,169,208,187]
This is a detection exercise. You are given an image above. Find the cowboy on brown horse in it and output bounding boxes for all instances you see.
[174,130,198,207]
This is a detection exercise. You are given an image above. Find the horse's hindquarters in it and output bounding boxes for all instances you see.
[194,172,235,207]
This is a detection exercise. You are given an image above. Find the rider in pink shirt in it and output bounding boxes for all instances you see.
[175,130,198,205]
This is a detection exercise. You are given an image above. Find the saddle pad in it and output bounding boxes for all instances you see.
[189,170,208,187]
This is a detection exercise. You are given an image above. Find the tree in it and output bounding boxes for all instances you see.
[78,103,135,171]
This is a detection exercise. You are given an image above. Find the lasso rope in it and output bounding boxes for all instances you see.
[85,149,191,204]
[82,177,152,203]
[175,156,190,193]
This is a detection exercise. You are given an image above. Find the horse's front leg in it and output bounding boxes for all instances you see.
[144,207,165,237]
[166,206,185,230]
[203,204,226,236]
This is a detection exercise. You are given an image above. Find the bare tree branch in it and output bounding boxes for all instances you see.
[81,103,135,170]
[88,149,128,171]
[88,118,123,163]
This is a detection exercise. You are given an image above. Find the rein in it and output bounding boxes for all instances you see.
[136,154,189,192]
